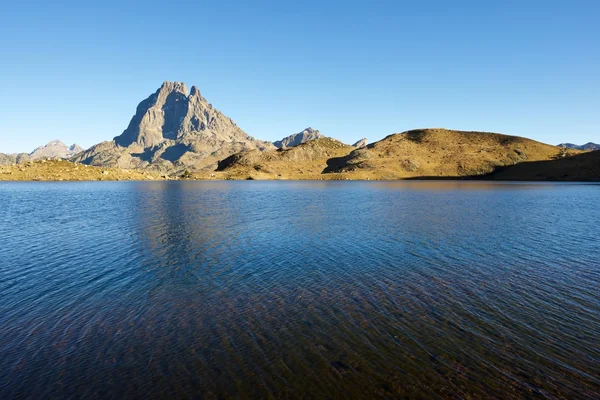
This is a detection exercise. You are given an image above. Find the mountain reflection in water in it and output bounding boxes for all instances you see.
[1,181,598,399]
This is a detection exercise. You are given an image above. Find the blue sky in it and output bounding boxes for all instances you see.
[0,0,598,153]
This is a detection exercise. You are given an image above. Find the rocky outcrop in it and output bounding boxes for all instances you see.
[29,140,83,160]
[0,153,30,165]
[558,142,599,151]
[0,153,17,166]
[72,81,274,171]
[352,138,368,148]
[273,127,323,149]
[216,138,353,179]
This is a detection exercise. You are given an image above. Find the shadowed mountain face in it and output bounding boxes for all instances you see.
[559,142,599,151]
[273,127,323,149]
[485,150,600,181]
[72,81,274,171]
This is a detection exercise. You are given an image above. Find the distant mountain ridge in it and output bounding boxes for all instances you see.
[0,152,29,165]
[30,140,83,160]
[0,140,83,165]
[72,81,274,171]
[558,142,599,151]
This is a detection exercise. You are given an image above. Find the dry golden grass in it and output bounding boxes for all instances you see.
[0,160,166,181]
[1,131,596,182]
[323,129,576,179]
[211,129,586,180]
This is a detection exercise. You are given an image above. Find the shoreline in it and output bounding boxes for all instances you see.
[1,159,598,183]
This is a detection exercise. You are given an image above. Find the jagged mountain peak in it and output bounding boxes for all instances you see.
[274,128,324,149]
[114,81,241,148]
[159,80,188,94]
[73,81,275,171]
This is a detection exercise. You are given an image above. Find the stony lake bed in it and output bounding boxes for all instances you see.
[1,181,599,399]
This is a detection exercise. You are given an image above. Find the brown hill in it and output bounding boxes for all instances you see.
[323,129,574,179]
[209,128,583,180]
[486,150,600,181]
[212,137,354,179]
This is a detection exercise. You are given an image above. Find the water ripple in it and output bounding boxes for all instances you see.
[0,181,599,399]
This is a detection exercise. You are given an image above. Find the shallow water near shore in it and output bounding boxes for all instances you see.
[1,181,599,399]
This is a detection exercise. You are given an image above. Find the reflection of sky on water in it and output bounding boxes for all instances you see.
[1,181,598,398]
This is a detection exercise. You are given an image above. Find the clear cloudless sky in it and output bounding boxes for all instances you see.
[0,0,598,153]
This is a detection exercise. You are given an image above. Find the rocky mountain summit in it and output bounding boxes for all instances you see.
[273,127,323,149]
[559,142,599,151]
[29,140,83,160]
[72,81,274,171]
[352,138,368,148]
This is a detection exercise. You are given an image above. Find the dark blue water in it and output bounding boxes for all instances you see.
[1,181,599,399]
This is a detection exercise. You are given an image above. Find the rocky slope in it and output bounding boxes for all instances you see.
[273,127,323,149]
[29,140,83,160]
[559,142,599,151]
[0,153,29,166]
[213,137,354,179]
[72,81,274,172]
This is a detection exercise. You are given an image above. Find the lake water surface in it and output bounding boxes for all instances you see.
[1,181,599,399]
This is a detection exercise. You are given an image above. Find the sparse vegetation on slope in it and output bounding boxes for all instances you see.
[323,129,575,179]
[212,137,354,180]
[0,160,166,181]
[1,129,596,182]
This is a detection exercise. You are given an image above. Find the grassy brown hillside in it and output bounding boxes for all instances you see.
[486,150,600,181]
[212,128,579,180]
[323,129,575,179]
[211,138,354,180]
[0,160,166,181]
